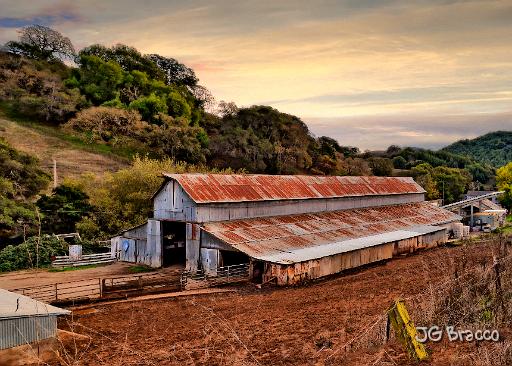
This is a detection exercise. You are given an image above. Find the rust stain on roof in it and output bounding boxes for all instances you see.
[163,173,425,203]
[202,202,460,261]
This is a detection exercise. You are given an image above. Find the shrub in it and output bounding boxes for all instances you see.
[0,235,106,272]
[0,235,67,272]
[64,106,146,144]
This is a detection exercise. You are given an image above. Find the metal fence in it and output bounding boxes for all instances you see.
[52,253,114,268]
[181,263,250,289]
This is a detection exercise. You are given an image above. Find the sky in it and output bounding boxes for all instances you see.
[0,0,511,150]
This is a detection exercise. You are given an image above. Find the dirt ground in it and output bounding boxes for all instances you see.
[0,262,137,290]
[52,240,510,366]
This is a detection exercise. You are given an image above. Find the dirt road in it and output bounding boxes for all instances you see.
[0,262,136,290]
[56,240,507,366]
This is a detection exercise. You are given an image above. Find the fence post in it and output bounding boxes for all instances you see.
[493,256,506,321]
[55,283,58,301]
[99,278,103,298]
[387,300,428,361]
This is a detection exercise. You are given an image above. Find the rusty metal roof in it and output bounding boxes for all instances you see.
[162,173,425,203]
[202,202,460,264]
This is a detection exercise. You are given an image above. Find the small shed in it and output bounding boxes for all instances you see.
[0,289,70,350]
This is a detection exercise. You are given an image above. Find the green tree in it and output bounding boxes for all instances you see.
[368,157,393,176]
[0,235,67,272]
[129,93,168,123]
[79,44,163,81]
[411,163,439,200]
[393,156,407,169]
[432,166,472,204]
[0,140,49,242]
[146,54,198,87]
[496,162,512,209]
[74,54,125,105]
[209,106,315,174]
[36,184,92,234]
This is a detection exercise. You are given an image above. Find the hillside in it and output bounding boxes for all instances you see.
[442,131,512,167]
[0,115,128,183]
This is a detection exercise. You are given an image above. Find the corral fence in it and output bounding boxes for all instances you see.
[102,271,181,295]
[12,278,103,304]
[11,271,182,305]
[10,263,250,304]
[181,263,250,289]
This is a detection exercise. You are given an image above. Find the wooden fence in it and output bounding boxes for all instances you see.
[11,263,250,304]
[11,271,181,305]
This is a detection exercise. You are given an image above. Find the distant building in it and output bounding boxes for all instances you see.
[112,174,460,285]
[0,289,69,350]
[465,191,500,204]
[444,191,507,228]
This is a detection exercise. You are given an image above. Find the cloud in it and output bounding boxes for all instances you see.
[0,0,510,150]
[0,12,79,28]
[306,111,512,150]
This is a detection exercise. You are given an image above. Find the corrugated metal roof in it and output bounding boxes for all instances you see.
[257,226,443,264]
[162,173,425,203]
[202,202,460,264]
[0,289,70,320]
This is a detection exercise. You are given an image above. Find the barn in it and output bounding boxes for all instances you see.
[112,174,461,285]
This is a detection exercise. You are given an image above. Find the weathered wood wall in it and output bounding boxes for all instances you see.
[262,228,447,285]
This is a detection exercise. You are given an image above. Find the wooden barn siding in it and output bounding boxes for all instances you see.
[153,180,424,223]
[264,229,447,285]
[116,221,162,267]
[392,229,447,256]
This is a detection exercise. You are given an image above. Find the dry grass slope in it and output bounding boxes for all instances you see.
[0,116,128,184]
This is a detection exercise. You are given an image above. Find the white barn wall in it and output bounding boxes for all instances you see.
[153,179,425,223]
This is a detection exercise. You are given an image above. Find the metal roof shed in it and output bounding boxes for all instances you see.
[0,289,70,350]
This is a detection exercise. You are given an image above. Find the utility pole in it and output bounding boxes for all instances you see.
[35,208,41,269]
[442,180,445,206]
[53,159,57,188]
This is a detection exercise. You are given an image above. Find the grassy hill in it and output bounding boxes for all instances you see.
[0,113,128,184]
[442,131,512,168]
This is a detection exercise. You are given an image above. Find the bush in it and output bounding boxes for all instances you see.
[0,235,106,272]
[64,106,146,144]
[0,235,66,272]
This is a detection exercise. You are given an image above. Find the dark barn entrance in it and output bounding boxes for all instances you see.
[162,221,186,267]
[220,250,250,267]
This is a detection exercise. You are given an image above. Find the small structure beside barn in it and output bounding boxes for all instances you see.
[0,289,69,350]
[112,174,461,285]
[442,191,507,230]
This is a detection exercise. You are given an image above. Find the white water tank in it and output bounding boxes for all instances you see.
[452,223,464,239]
[463,226,470,238]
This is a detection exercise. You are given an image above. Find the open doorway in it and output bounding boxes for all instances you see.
[161,221,186,267]
[219,250,249,267]
[251,261,264,284]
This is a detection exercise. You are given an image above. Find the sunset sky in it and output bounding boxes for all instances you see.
[1,0,511,149]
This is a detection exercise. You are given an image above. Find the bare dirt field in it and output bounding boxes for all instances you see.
[0,117,127,183]
[53,239,511,366]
